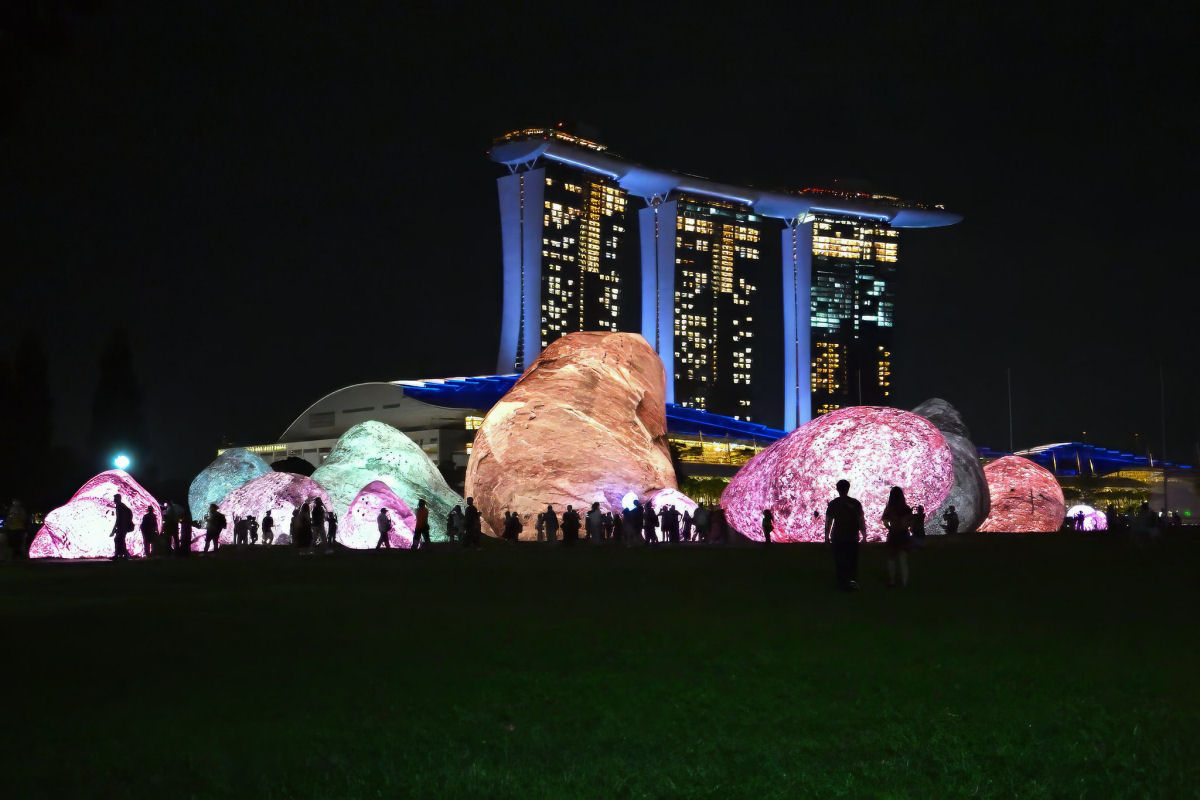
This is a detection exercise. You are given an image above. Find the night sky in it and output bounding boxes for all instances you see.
[2,3,1196,483]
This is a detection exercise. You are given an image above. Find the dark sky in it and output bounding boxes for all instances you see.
[1,3,1196,481]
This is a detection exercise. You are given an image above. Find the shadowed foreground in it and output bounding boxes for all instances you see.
[1,534,1197,798]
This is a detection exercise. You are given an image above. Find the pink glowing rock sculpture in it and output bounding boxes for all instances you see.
[649,488,698,518]
[465,331,677,539]
[1065,504,1106,531]
[343,480,417,549]
[721,406,955,543]
[977,456,1065,533]
[30,469,162,559]
[210,472,331,548]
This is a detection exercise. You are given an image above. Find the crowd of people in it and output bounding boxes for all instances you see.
[0,485,1191,593]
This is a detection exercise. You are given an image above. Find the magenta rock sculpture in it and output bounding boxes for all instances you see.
[343,480,417,549]
[30,469,162,559]
[977,456,1065,533]
[649,487,698,518]
[721,406,955,543]
[1065,503,1106,532]
[465,331,677,539]
[212,472,332,548]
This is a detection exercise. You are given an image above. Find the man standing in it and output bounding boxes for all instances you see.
[376,508,393,549]
[585,502,604,544]
[464,497,482,548]
[940,505,959,535]
[261,510,275,545]
[561,504,581,545]
[412,499,431,550]
[204,503,226,552]
[824,480,866,590]
[543,505,559,543]
[111,493,134,560]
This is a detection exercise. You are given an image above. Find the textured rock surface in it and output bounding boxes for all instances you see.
[721,406,954,543]
[465,331,677,539]
[214,472,331,548]
[1065,503,1106,531]
[31,470,162,559]
[311,421,464,541]
[344,480,417,549]
[911,398,990,533]
[188,447,273,519]
[649,488,698,518]
[977,456,1065,532]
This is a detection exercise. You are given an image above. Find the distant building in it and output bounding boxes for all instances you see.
[493,129,632,373]
[809,210,899,414]
[490,126,960,429]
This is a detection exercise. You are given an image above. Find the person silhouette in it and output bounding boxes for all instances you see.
[412,499,431,550]
[912,505,926,546]
[692,502,709,543]
[464,497,482,548]
[376,508,393,549]
[261,510,275,545]
[824,479,866,590]
[681,509,693,542]
[561,505,581,545]
[661,504,681,543]
[179,506,193,556]
[110,493,134,560]
[941,505,959,535]
[139,509,158,556]
[642,502,659,544]
[161,501,179,553]
[204,502,225,553]
[586,502,604,544]
[543,505,559,543]
[761,509,774,544]
[327,509,338,547]
[311,499,327,546]
[447,505,464,544]
[882,486,913,588]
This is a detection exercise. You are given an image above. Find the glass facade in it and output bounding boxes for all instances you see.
[810,214,897,414]
[539,167,630,350]
[672,198,760,420]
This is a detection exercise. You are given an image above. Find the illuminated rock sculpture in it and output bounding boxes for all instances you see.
[1065,503,1106,531]
[214,472,331,548]
[977,456,1065,532]
[30,469,162,559]
[310,421,464,541]
[465,331,677,539]
[721,406,954,543]
[911,398,990,533]
[343,480,417,549]
[188,447,273,519]
[649,487,698,518]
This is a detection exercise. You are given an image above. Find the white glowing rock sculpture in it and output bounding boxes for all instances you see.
[188,447,273,519]
[977,456,1065,533]
[1065,503,1106,531]
[343,480,417,549]
[649,487,698,518]
[465,331,677,540]
[213,472,331,548]
[30,469,162,559]
[721,406,954,543]
[911,398,990,533]
[310,420,464,541]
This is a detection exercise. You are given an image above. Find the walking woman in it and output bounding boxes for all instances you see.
[881,486,913,588]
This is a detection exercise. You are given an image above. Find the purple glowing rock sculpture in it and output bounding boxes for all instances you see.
[343,480,417,549]
[721,406,954,543]
[649,488,698,518]
[465,331,677,540]
[30,469,162,559]
[188,447,274,520]
[211,472,332,548]
[911,398,990,533]
[1065,503,1106,532]
[977,456,1065,533]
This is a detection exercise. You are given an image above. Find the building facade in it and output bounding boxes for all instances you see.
[490,127,961,429]
[494,130,631,373]
[809,213,898,413]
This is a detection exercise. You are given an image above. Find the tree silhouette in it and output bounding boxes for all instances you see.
[87,328,146,471]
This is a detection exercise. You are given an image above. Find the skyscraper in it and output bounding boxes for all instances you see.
[809,212,899,414]
[489,128,960,429]
[493,128,631,373]
[639,196,761,419]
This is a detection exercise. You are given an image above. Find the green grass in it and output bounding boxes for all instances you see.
[1,534,1198,798]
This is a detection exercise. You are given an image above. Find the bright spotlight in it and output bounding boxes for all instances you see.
[621,491,638,511]
[113,454,131,470]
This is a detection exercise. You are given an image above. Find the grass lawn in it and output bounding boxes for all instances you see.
[1,533,1197,798]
